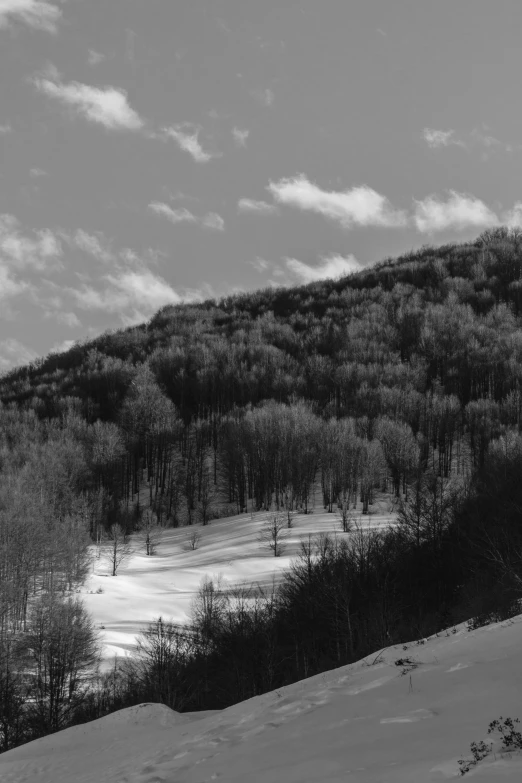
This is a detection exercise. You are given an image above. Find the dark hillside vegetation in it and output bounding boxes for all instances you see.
[3,226,522,747]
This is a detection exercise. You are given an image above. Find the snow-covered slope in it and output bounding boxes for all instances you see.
[83,506,395,664]
[2,614,522,782]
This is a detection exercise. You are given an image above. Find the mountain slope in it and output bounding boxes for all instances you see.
[2,614,522,782]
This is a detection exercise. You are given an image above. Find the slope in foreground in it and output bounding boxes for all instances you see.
[2,615,522,782]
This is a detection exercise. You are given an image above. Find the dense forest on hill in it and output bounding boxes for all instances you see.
[3,225,522,750]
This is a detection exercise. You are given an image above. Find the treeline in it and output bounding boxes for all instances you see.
[2,226,522,749]
[73,430,522,723]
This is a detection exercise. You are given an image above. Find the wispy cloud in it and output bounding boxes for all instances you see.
[148,202,197,224]
[69,268,183,325]
[0,338,37,374]
[0,0,63,33]
[47,310,81,328]
[71,229,115,262]
[251,87,274,107]
[29,167,47,177]
[250,257,271,273]
[238,198,278,215]
[202,212,224,231]
[87,49,105,66]
[0,214,62,269]
[413,191,500,233]
[232,127,249,147]
[0,123,12,134]
[162,124,219,163]
[285,254,363,284]
[33,73,144,131]
[423,126,516,156]
[268,175,407,229]
[422,128,464,149]
[149,201,224,231]
[0,261,29,306]
[50,338,75,354]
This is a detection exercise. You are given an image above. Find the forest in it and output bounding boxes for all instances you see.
[2,225,522,751]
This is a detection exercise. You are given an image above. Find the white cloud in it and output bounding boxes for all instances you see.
[162,124,219,163]
[0,261,28,304]
[232,127,249,147]
[202,212,224,231]
[88,49,105,66]
[69,269,183,324]
[29,167,47,177]
[72,229,114,262]
[148,202,197,224]
[413,191,500,233]
[33,74,144,131]
[50,338,75,354]
[503,202,522,228]
[0,338,37,374]
[252,87,274,107]
[50,311,81,327]
[0,123,12,134]
[0,0,62,33]
[285,253,363,284]
[422,128,464,149]
[250,257,270,273]
[0,214,62,269]
[268,175,407,229]
[238,198,278,215]
[149,202,224,230]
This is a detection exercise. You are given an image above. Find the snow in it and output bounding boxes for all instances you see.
[82,506,396,666]
[2,614,522,781]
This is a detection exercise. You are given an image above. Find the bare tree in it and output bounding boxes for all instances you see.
[337,495,357,534]
[258,511,287,557]
[141,509,161,556]
[189,575,228,650]
[20,594,100,734]
[105,524,133,576]
[187,529,201,551]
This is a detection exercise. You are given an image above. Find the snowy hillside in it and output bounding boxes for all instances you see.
[2,613,522,782]
[83,505,396,665]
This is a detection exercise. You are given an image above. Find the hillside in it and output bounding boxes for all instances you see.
[3,228,522,753]
[2,613,522,782]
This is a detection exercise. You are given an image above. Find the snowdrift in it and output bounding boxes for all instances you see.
[2,614,522,782]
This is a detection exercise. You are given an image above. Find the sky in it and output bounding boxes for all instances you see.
[2,0,522,371]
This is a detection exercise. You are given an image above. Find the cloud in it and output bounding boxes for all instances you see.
[422,128,464,149]
[268,174,407,229]
[238,198,278,215]
[285,254,363,284]
[0,214,62,269]
[503,202,522,228]
[48,311,81,327]
[148,202,197,224]
[162,124,219,162]
[0,0,62,33]
[0,261,29,305]
[0,123,12,134]
[250,257,271,273]
[50,338,75,354]
[29,167,47,177]
[413,191,500,233]
[69,269,183,324]
[232,127,249,147]
[72,229,115,262]
[0,338,37,374]
[202,212,224,231]
[149,202,224,230]
[87,49,105,66]
[33,74,144,131]
[251,87,274,107]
